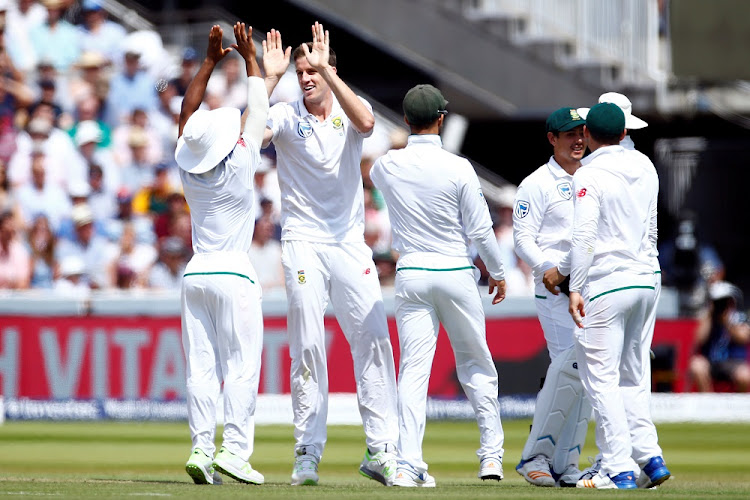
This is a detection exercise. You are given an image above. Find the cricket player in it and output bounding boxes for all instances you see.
[370,84,507,487]
[573,92,663,487]
[547,103,671,489]
[512,107,592,487]
[261,23,399,486]
[177,23,268,485]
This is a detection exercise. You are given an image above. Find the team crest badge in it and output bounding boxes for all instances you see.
[297,121,313,138]
[332,116,343,130]
[514,199,530,219]
[557,181,572,200]
[297,270,306,284]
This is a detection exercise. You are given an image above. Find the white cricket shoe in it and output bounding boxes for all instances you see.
[212,447,264,484]
[291,448,319,486]
[359,449,398,486]
[393,461,436,488]
[478,455,504,481]
[185,448,220,485]
[515,454,554,487]
[577,470,637,489]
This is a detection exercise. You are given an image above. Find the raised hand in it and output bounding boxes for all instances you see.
[233,22,256,62]
[262,28,291,79]
[206,25,233,64]
[301,21,330,70]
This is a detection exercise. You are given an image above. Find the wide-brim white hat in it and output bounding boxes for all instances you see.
[175,108,240,174]
[577,92,648,130]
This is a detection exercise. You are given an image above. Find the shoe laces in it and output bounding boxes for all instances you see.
[294,455,318,473]
[580,456,601,479]
[371,450,398,466]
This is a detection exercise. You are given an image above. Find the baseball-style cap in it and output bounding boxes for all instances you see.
[585,102,625,136]
[402,84,448,126]
[546,107,585,133]
[82,0,103,11]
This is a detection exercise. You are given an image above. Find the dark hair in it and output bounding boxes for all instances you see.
[292,43,337,68]
[587,127,621,145]
[408,115,441,131]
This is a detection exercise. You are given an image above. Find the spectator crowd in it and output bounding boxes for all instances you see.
[0,0,539,297]
[1,1,745,392]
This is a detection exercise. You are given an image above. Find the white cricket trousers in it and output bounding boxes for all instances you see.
[575,274,663,475]
[181,252,263,461]
[534,284,576,359]
[395,267,504,473]
[282,240,398,459]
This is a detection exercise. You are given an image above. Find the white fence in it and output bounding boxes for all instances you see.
[464,0,665,87]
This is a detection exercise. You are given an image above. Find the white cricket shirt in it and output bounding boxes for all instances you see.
[563,145,659,296]
[370,134,505,280]
[512,156,575,284]
[180,132,259,256]
[622,136,660,272]
[267,95,373,243]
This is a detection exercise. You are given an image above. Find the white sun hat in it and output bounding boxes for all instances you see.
[577,92,648,129]
[175,107,241,174]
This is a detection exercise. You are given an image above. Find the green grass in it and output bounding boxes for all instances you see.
[1,420,749,498]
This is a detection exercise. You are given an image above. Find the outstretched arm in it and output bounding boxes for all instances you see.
[262,28,291,98]
[178,25,234,138]
[261,28,290,148]
[234,22,268,148]
[304,22,374,134]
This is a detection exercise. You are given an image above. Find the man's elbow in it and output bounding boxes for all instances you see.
[358,114,375,134]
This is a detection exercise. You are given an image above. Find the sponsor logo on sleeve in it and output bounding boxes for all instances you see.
[297,121,313,138]
[237,137,246,147]
[514,200,530,218]
[557,181,572,200]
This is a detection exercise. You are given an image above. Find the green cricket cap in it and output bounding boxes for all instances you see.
[546,107,585,133]
[403,84,448,126]
[585,102,625,136]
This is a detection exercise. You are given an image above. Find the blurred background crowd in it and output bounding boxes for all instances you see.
[0,0,748,391]
[0,0,539,296]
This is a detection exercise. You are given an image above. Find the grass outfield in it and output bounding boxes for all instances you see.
[1,420,749,498]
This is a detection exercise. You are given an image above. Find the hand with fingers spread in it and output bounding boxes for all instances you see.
[207,25,234,64]
[233,22,256,62]
[262,29,291,80]
[489,277,507,305]
[568,292,585,328]
[302,21,331,71]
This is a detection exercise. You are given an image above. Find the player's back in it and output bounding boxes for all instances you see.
[577,145,657,277]
[371,135,477,259]
[180,137,257,254]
